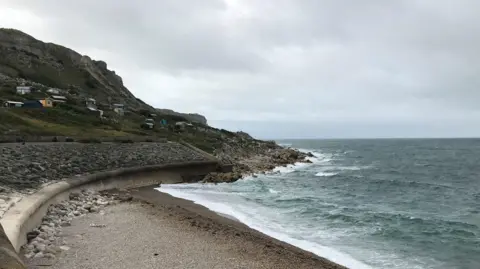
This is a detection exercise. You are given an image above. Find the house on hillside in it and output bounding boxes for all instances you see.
[140,118,155,129]
[175,121,192,127]
[112,103,125,116]
[22,100,43,108]
[16,86,33,95]
[174,121,192,131]
[51,95,67,103]
[39,98,54,108]
[47,88,62,95]
[3,101,23,108]
[85,98,97,110]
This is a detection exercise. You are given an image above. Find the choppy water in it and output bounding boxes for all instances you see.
[158,139,480,269]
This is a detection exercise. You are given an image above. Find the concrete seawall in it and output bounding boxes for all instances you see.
[0,160,219,268]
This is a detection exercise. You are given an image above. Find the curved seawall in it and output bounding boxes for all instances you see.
[0,142,221,268]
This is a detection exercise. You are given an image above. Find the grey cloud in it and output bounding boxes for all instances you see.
[2,0,480,138]
[5,0,264,71]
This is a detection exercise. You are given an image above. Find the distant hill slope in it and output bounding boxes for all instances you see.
[0,28,148,110]
[0,28,208,122]
[0,28,229,151]
[156,108,207,125]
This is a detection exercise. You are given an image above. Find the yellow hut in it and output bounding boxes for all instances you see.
[39,98,54,108]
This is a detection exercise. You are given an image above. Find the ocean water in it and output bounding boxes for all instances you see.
[157,139,480,269]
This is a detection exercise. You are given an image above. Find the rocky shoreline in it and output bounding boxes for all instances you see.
[205,139,313,183]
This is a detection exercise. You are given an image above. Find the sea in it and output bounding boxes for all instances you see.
[157,139,480,269]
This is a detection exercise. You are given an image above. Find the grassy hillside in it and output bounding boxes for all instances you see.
[0,28,259,154]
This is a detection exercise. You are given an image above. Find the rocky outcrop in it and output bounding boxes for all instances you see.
[202,135,312,183]
[0,142,209,193]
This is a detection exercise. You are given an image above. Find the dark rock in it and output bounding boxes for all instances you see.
[69,193,80,200]
[26,230,39,241]
[118,195,133,202]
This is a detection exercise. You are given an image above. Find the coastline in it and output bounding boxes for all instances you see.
[27,186,347,269]
[3,140,339,268]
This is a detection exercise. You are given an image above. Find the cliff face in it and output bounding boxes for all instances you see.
[0,28,148,110]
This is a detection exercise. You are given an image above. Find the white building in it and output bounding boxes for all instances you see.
[3,101,23,108]
[47,88,61,94]
[112,103,125,116]
[51,95,67,103]
[16,86,32,95]
[85,98,97,110]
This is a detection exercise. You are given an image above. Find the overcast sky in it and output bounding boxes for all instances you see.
[1,0,479,138]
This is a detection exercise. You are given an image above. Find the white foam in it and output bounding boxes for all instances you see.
[315,172,338,177]
[156,185,373,269]
[270,149,332,175]
[278,143,292,147]
[268,188,279,194]
[323,165,372,172]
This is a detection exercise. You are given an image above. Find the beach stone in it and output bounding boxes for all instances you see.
[33,238,45,245]
[40,225,51,232]
[35,243,46,252]
[45,253,56,260]
[33,252,45,259]
[25,244,34,251]
[24,252,35,259]
[45,246,57,254]
[59,246,70,251]
[27,230,39,241]
[37,232,48,240]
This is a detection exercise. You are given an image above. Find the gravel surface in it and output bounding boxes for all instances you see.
[21,190,120,263]
[27,188,346,269]
[0,142,209,193]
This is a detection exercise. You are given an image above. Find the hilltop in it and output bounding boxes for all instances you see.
[0,28,146,109]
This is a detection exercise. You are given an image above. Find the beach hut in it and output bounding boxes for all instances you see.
[112,103,125,116]
[22,100,43,108]
[51,95,67,103]
[39,98,54,108]
[86,98,97,110]
[3,101,23,108]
